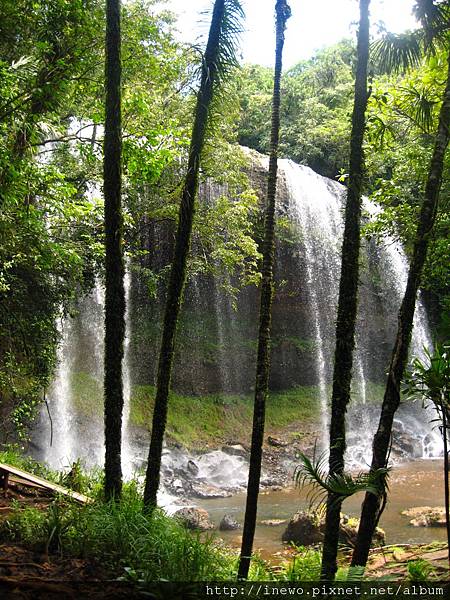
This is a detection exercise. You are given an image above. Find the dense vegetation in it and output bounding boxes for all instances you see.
[1,0,448,442]
[0,0,448,588]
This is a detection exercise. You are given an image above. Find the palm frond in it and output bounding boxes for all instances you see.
[294,452,390,510]
[403,343,450,413]
[199,0,244,86]
[413,0,450,52]
[397,85,438,133]
[371,32,423,74]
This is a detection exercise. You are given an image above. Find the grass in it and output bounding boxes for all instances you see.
[0,448,267,581]
[70,371,103,418]
[1,450,446,585]
[0,486,243,581]
[67,368,387,450]
[130,385,320,448]
[0,449,274,583]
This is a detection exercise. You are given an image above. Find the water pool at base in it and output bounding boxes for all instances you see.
[196,459,446,558]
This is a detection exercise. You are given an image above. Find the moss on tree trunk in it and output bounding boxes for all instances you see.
[238,0,291,581]
[321,0,370,582]
[351,48,450,570]
[103,0,125,501]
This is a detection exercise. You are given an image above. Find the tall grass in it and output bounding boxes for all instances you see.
[1,481,264,581]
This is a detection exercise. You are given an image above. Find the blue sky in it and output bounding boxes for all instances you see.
[160,0,418,68]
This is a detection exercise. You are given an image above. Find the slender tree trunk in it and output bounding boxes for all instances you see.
[143,0,228,509]
[103,0,125,501]
[237,0,290,581]
[351,49,450,569]
[442,407,450,567]
[320,0,370,582]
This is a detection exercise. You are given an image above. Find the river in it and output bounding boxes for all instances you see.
[196,459,446,558]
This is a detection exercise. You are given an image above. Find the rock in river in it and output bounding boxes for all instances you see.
[282,510,385,547]
[190,481,233,499]
[402,506,446,527]
[174,507,215,531]
[221,444,247,458]
[219,514,241,531]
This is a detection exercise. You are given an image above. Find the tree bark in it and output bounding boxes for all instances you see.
[103,0,125,501]
[442,406,450,567]
[237,0,290,581]
[143,0,227,509]
[320,0,370,582]
[351,49,450,569]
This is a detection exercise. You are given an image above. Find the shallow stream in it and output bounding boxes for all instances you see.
[195,459,446,558]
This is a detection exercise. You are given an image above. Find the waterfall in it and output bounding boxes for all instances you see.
[34,273,139,476]
[279,161,343,450]
[43,317,77,468]
[122,264,134,475]
[36,285,105,470]
[33,153,442,481]
[278,157,441,466]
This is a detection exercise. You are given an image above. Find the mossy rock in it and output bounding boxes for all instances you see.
[282,509,385,548]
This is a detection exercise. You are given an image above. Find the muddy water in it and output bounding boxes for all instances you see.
[196,459,446,557]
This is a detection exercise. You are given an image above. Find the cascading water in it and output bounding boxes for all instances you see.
[278,157,442,466]
[33,152,442,492]
[122,265,134,474]
[279,161,344,450]
[36,284,105,470]
[34,275,136,475]
[43,317,77,468]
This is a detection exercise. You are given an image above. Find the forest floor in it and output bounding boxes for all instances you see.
[364,543,449,579]
[0,480,142,599]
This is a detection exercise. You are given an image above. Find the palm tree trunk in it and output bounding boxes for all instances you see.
[143,0,228,509]
[103,0,125,501]
[351,49,450,569]
[442,406,450,567]
[237,0,290,581]
[320,0,370,582]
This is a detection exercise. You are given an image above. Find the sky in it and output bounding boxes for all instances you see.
[160,0,419,69]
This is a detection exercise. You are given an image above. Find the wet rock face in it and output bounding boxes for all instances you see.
[219,514,241,531]
[173,507,215,531]
[130,149,408,400]
[402,506,446,527]
[282,510,386,548]
[221,444,247,458]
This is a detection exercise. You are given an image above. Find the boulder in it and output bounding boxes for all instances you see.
[267,436,287,448]
[170,478,185,496]
[221,444,247,458]
[190,482,233,499]
[186,460,199,477]
[402,506,446,527]
[260,519,287,527]
[282,510,385,548]
[282,510,324,545]
[173,507,215,531]
[219,514,241,531]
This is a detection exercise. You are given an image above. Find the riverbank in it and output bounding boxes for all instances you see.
[0,450,448,592]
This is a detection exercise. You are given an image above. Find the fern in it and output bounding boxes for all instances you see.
[294,452,390,509]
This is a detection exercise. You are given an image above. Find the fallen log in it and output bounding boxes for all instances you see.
[0,463,92,504]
